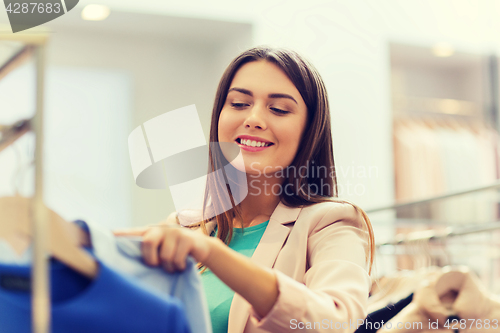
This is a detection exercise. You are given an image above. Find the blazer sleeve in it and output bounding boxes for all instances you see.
[248,203,371,332]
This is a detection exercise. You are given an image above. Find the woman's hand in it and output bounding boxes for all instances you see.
[113,224,218,273]
[115,216,280,318]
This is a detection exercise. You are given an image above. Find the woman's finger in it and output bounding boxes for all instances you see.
[141,227,167,266]
[159,229,180,272]
[172,234,193,271]
[162,261,176,274]
[112,226,150,237]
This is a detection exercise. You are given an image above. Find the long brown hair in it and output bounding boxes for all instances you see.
[191,46,375,275]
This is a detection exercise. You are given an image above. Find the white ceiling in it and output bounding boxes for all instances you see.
[42,7,252,44]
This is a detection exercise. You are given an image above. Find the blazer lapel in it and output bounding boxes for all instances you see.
[228,201,302,333]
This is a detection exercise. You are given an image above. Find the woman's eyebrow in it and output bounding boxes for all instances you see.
[228,87,298,105]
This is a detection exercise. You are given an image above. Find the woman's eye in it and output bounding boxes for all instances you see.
[271,107,290,115]
[230,102,289,115]
[231,103,248,109]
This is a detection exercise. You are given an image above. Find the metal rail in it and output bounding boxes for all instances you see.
[377,221,500,247]
[365,180,500,214]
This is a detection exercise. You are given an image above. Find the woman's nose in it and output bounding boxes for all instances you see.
[243,105,267,130]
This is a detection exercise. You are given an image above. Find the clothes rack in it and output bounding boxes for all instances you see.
[0,28,50,333]
[376,221,500,247]
[0,44,34,81]
[365,180,500,214]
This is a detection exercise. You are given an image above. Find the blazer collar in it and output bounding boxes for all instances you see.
[203,201,301,235]
[269,200,302,225]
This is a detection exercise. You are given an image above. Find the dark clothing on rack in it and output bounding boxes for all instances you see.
[355,293,414,333]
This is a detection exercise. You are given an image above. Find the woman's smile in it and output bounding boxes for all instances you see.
[235,134,275,152]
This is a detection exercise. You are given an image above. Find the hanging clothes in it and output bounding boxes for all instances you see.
[367,267,443,313]
[73,219,212,333]
[0,256,191,333]
[0,219,212,333]
[376,267,500,333]
[393,119,499,224]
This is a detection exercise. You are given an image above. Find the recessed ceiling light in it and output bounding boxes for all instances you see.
[81,4,110,21]
[432,43,454,57]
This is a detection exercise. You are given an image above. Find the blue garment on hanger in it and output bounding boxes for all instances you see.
[73,219,212,333]
[0,220,212,333]
[0,257,191,333]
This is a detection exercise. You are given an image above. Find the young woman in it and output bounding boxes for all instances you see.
[115,46,375,333]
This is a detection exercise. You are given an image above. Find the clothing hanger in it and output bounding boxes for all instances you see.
[0,196,98,279]
[420,238,431,269]
[433,237,451,267]
[410,239,421,270]
[420,237,432,269]
[1,119,96,278]
[407,239,419,270]
[0,118,31,154]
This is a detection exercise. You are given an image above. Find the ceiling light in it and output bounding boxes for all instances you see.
[81,4,110,21]
[432,43,454,57]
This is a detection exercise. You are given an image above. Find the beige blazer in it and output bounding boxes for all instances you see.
[181,200,371,333]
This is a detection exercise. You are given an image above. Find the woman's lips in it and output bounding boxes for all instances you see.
[236,141,274,152]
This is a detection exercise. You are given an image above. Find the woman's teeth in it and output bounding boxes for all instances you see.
[239,139,272,147]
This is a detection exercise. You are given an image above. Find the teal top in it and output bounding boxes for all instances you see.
[200,220,270,333]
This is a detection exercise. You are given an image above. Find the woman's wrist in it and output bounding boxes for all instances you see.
[201,235,224,266]
[199,236,279,317]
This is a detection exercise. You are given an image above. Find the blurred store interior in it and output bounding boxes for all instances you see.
[1,0,500,288]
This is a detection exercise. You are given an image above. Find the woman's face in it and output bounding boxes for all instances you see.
[218,60,308,176]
